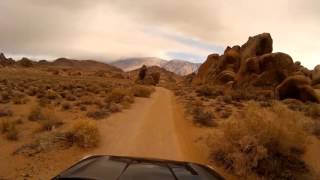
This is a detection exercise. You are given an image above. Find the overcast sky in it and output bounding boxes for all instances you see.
[0,0,319,69]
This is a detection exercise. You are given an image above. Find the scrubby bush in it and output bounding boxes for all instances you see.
[192,107,215,127]
[39,116,63,131]
[86,110,109,120]
[131,85,154,98]
[65,94,76,101]
[0,92,11,104]
[210,102,309,179]
[305,103,320,119]
[109,103,122,113]
[230,88,257,101]
[80,105,87,111]
[0,119,18,140]
[46,89,59,100]
[66,120,99,148]
[0,108,13,117]
[106,88,129,104]
[61,102,72,110]
[143,75,156,85]
[28,106,44,121]
[150,72,160,84]
[196,85,223,98]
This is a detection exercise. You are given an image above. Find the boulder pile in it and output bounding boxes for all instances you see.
[194,33,319,103]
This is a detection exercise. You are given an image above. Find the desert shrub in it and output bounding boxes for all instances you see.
[80,106,87,111]
[39,116,63,131]
[28,106,45,121]
[86,110,109,120]
[143,75,156,85]
[106,88,129,104]
[0,119,18,140]
[0,91,11,104]
[222,95,232,104]
[0,108,13,117]
[131,85,154,98]
[66,120,99,148]
[12,96,28,104]
[6,126,18,140]
[210,102,309,179]
[192,107,215,127]
[111,73,125,79]
[230,88,257,101]
[305,103,320,119]
[65,94,76,101]
[150,72,160,84]
[46,89,59,100]
[109,103,122,113]
[26,86,38,96]
[196,85,223,98]
[61,102,72,110]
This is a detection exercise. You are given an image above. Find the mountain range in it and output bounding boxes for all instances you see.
[111,57,200,75]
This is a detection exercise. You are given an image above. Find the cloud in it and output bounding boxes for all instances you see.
[0,0,319,69]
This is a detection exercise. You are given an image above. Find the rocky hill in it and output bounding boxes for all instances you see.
[192,33,320,103]
[111,58,200,75]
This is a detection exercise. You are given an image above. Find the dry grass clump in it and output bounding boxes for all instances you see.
[230,88,258,101]
[39,115,63,131]
[150,72,160,84]
[66,120,100,148]
[106,88,131,104]
[0,91,11,104]
[196,85,223,98]
[131,85,154,98]
[192,107,215,127]
[305,103,320,119]
[0,119,18,140]
[61,102,72,110]
[0,107,13,117]
[210,102,310,179]
[86,109,109,120]
[28,106,63,131]
[28,106,45,121]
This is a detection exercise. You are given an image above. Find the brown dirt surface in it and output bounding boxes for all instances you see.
[1,87,225,179]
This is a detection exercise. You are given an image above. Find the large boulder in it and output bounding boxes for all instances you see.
[276,75,319,103]
[216,70,235,84]
[240,33,273,61]
[237,52,296,87]
[195,54,220,83]
[312,65,320,85]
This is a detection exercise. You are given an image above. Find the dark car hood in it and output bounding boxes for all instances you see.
[53,155,224,180]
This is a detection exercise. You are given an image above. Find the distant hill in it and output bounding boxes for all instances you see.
[111,57,200,75]
[162,60,200,76]
[111,57,167,72]
[46,58,123,72]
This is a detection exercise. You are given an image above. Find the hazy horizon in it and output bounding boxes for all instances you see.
[1,0,320,69]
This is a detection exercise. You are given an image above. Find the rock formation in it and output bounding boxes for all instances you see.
[0,53,15,67]
[312,65,320,87]
[194,33,319,103]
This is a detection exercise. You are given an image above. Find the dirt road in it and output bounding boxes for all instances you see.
[1,87,209,179]
[91,87,200,161]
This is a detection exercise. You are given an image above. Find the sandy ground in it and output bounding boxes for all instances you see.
[1,87,218,179]
[91,87,207,162]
